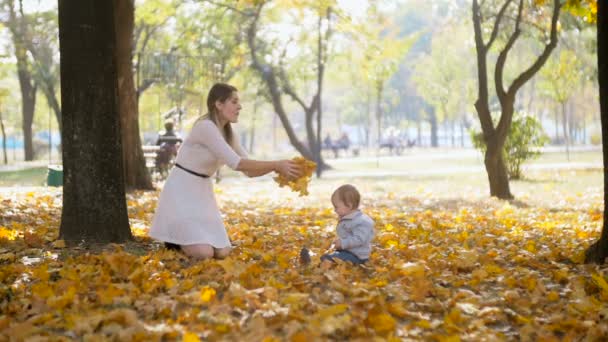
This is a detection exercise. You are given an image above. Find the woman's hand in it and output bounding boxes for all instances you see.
[275,159,303,180]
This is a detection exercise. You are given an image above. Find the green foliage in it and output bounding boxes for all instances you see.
[470,112,549,180]
[590,132,602,146]
[539,50,582,104]
[564,0,597,23]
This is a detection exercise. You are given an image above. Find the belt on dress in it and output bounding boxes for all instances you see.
[175,163,209,178]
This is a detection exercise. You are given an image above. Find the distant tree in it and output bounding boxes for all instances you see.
[539,49,583,159]
[1,0,37,160]
[58,0,131,243]
[244,0,332,174]
[471,0,561,199]
[26,10,62,133]
[411,24,476,147]
[115,0,153,190]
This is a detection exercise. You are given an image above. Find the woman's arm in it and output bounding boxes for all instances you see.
[236,159,301,179]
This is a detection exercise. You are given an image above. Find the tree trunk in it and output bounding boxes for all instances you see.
[417,120,422,146]
[366,86,371,147]
[114,0,153,191]
[0,109,6,164]
[376,81,383,145]
[58,0,132,243]
[484,139,513,198]
[585,0,608,264]
[8,0,37,161]
[20,86,35,161]
[40,81,62,133]
[428,107,438,147]
[315,10,324,178]
[15,56,36,161]
[552,107,558,141]
[561,101,570,161]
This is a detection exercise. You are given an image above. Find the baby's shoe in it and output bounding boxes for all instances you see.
[299,247,311,265]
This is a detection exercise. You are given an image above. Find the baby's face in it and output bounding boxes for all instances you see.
[332,197,354,218]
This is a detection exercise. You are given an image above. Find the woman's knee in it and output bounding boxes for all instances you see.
[214,247,232,259]
[181,244,214,259]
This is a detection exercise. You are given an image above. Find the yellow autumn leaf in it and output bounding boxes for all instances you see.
[273,157,316,196]
[182,332,200,342]
[200,286,216,303]
[366,312,396,334]
[591,273,608,293]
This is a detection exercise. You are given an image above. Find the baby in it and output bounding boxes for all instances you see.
[301,184,375,265]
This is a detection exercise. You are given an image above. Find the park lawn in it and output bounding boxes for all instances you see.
[0,167,47,187]
[0,169,607,340]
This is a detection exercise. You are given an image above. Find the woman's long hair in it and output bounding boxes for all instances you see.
[198,83,237,145]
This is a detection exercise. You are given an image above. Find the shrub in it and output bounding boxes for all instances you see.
[470,112,549,180]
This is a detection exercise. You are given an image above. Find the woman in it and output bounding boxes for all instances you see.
[150,83,302,259]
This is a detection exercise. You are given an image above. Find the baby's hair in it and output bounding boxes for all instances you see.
[332,184,360,210]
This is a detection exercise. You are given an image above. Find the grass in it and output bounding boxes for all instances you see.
[0,166,48,187]
[0,149,602,190]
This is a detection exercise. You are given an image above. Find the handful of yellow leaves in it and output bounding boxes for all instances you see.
[274,156,317,196]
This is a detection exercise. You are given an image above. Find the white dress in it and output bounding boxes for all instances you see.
[149,119,247,248]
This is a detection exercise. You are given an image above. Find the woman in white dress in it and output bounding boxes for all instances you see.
[149,83,302,259]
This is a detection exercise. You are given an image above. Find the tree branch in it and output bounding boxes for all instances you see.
[487,0,514,49]
[495,0,523,101]
[199,0,252,17]
[507,0,561,97]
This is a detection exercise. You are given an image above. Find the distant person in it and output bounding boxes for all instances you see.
[337,133,350,149]
[323,134,333,149]
[156,120,182,146]
[149,83,303,260]
[155,120,183,174]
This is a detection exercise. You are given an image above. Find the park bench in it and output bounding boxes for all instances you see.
[142,145,161,171]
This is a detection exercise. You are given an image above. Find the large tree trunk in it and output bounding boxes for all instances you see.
[114,0,153,191]
[58,0,132,243]
[585,0,608,264]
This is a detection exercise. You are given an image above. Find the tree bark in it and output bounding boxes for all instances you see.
[58,0,132,243]
[585,0,608,264]
[114,0,153,190]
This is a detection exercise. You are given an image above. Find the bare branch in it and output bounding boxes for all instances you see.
[198,0,251,16]
[487,0,514,49]
[495,0,523,102]
[508,0,561,96]
[278,68,309,111]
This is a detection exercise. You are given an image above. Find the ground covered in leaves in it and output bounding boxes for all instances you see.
[1,172,608,341]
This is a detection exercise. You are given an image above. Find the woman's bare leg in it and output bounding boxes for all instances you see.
[214,246,232,259]
[181,244,214,259]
